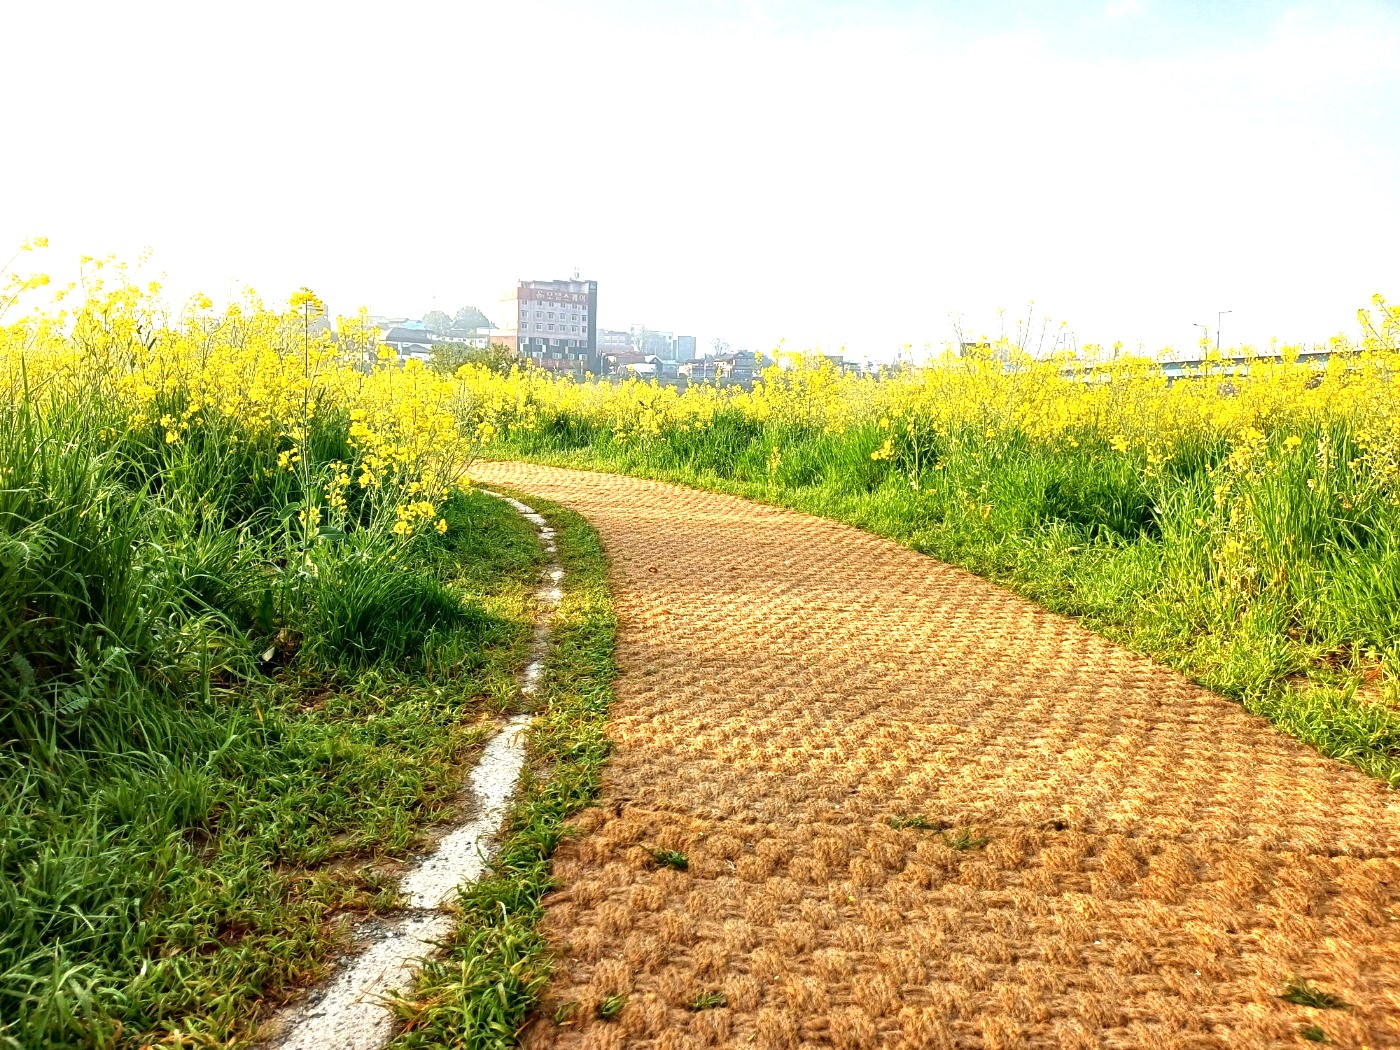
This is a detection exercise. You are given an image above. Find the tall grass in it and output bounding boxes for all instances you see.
[0,378,539,1046]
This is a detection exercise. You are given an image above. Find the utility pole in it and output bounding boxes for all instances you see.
[1216,309,1232,354]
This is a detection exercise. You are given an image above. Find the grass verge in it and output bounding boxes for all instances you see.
[387,495,617,1049]
[1,482,543,1049]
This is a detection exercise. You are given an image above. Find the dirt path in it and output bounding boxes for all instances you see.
[477,462,1400,1050]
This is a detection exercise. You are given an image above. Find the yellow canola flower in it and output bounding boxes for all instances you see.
[7,257,1398,565]
[2,267,480,550]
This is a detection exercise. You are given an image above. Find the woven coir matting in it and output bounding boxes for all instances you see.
[477,462,1400,1050]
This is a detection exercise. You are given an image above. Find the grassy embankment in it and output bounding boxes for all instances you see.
[484,360,1400,787]
[0,390,547,1046]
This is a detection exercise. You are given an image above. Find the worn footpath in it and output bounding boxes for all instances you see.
[476,461,1400,1050]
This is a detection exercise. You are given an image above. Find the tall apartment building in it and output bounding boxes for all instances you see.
[675,335,697,362]
[511,278,598,375]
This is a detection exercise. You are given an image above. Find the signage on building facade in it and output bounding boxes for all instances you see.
[520,287,589,304]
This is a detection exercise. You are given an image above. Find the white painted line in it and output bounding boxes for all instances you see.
[263,491,560,1049]
[398,714,531,909]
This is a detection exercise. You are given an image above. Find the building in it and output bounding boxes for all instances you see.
[510,278,598,376]
[459,327,519,352]
[598,328,632,354]
[677,352,758,385]
[378,320,442,363]
[679,359,718,382]
[625,355,662,378]
[369,316,518,365]
[630,326,675,360]
[713,351,758,385]
[626,328,698,362]
[601,349,646,375]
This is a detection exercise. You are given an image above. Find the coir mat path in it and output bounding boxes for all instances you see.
[476,462,1400,1050]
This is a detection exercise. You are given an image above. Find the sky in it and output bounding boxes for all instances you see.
[3,0,1398,360]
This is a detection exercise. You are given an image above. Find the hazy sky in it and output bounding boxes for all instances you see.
[4,0,1398,359]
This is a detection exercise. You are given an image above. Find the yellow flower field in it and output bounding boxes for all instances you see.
[457,292,1400,787]
[5,250,1398,782]
[2,257,487,542]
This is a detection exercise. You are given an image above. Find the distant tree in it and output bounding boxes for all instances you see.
[422,310,453,335]
[430,341,518,376]
[452,306,493,331]
[712,338,731,356]
[634,327,675,358]
[469,343,518,375]
[428,342,471,374]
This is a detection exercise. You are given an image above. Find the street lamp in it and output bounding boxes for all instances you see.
[1195,311,1232,356]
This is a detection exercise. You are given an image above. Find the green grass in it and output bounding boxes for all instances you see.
[888,815,947,831]
[943,828,991,851]
[387,497,617,1049]
[492,409,1400,787]
[0,389,545,1047]
[688,991,728,1011]
[647,847,690,870]
[1281,979,1349,1010]
[596,994,627,1022]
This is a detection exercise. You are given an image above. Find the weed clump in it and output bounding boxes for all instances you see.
[943,828,990,851]
[597,993,627,1021]
[649,847,690,870]
[553,1001,579,1026]
[889,815,948,831]
[689,990,728,1011]
[302,551,482,667]
[1282,979,1348,1010]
